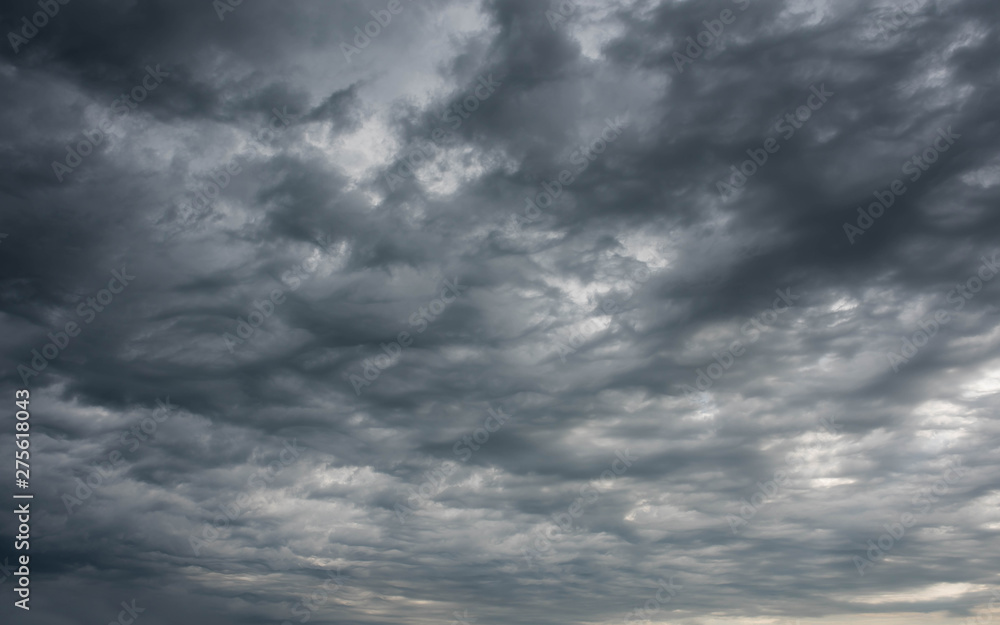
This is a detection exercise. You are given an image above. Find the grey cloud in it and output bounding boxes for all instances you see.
[2,0,1000,624]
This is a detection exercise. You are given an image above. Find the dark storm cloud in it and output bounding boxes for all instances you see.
[2,0,1000,624]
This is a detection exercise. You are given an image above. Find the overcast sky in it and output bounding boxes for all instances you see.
[2,0,1000,624]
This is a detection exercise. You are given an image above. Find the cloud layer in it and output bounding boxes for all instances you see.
[2,0,1000,623]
